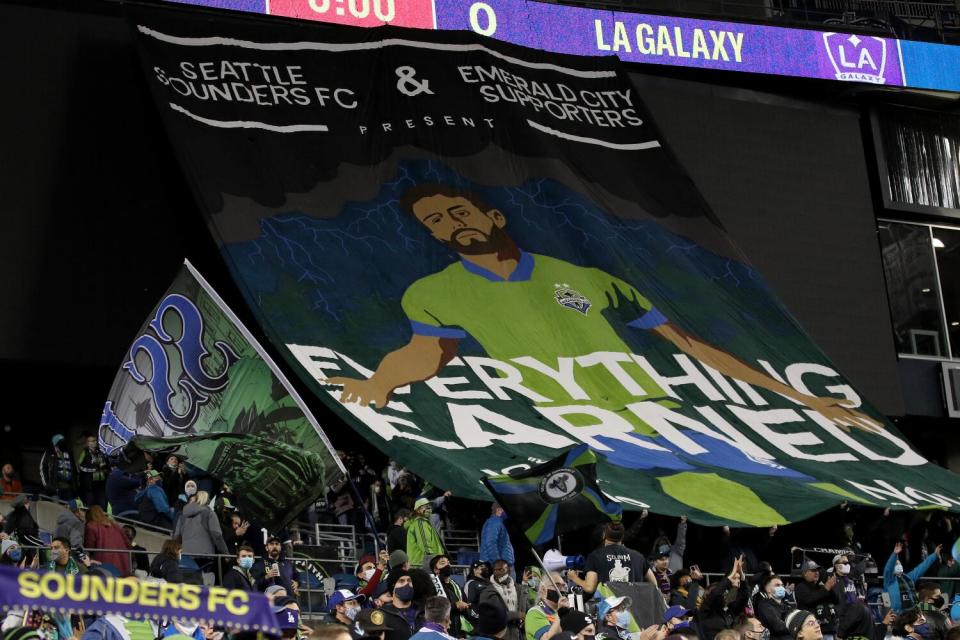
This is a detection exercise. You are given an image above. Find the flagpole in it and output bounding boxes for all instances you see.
[528,546,566,596]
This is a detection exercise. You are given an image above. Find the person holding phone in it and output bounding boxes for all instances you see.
[253,535,297,596]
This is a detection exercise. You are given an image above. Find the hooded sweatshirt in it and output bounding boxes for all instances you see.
[173,503,229,556]
[55,511,85,549]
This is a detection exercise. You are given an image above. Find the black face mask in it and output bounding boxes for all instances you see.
[478,567,491,580]
[439,566,453,579]
[546,589,564,603]
[932,596,945,609]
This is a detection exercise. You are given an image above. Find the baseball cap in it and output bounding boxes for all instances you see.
[271,595,299,614]
[656,544,672,558]
[355,554,376,574]
[663,606,692,623]
[355,609,392,636]
[598,596,631,620]
[371,582,391,600]
[802,560,820,572]
[67,498,85,512]
[832,554,848,565]
[145,469,161,479]
[264,585,287,598]
[327,589,366,612]
[275,607,300,630]
[414,497,430,511]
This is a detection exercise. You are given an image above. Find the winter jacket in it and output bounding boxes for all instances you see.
[884,551,940,613]
[388,524,407,552]
[222,565,257,591]
[84,521,131,576]
[405,516,445,567]
[252,556,296,593]
[479,514,515,566]
[695,577,748,640]
[40,446,75,492]
[55,511,85,549]
[135,484,174,528]
[149,552,183,583]
[795,580,838,632]
[105,468,141,515]
[174,503,228,556]
[754,594,793,640]
[3,505,39,540]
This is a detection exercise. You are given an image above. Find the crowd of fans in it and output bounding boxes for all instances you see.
[3,439,960,640]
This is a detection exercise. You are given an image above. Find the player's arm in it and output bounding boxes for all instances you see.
[327,334,459,408]
[650,322,882,433]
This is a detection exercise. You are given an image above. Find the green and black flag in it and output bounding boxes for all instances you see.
[482,445,623,546]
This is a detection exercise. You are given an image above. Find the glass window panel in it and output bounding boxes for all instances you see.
[878,222,947,356]
[932,227,960,358]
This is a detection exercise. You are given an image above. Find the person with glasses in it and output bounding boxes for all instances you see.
[785,610,823,640]
[524,572,569,640]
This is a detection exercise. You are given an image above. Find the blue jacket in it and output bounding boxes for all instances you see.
[135,484,174,520]
[479,514,515,565]
[106,468,141,515]
[884,551,940,613]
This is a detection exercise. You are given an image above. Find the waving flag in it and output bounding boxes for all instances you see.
[483,445,622,546]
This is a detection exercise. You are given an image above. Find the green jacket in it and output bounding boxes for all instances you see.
[405,516,445,567]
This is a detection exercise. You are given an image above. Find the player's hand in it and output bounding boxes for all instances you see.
[326,377,392,409]
[802,396,884,434]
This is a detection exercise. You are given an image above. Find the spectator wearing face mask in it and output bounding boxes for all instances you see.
[594,595,635,640]
[429,554,469,637]
[523,572,569,640]
[381,572,421,640]
[829,554,861,608]
[0,539,24,567]
[734,617,771,640]
[329,589,367,638]
[915,582,949,640]
[885,542,942,613]
[892,609,929,640]
[490,560,524,640]
[754,574,795,640]
[406,499,446,569]
[357,552,389,598]
[222,545,257,591]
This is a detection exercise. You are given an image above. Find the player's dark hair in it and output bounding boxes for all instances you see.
[603,521,625,543]
[52,536,71,550]
[399,183,493,218]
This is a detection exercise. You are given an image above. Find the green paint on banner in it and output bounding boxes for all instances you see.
[809,482,877,505]
[658,472,788,526]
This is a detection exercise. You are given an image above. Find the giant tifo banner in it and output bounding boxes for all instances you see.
[167,0,960,92]
[131,7,960,527]
[99,261,344,526]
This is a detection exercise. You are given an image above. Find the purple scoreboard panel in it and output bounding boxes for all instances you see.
[165,0,956,93]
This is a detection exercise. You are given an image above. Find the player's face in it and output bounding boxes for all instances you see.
[412,194,508,255]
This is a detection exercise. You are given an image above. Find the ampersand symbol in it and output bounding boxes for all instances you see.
[395,66,434,97]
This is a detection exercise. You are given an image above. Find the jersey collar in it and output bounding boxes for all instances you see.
[460,251,534,282]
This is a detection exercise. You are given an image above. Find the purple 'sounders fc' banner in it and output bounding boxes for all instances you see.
[130,5,960,527]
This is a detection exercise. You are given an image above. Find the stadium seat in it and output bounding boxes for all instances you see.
[456,549,479,567]
[450,574,466,590]
[331,573,359,591]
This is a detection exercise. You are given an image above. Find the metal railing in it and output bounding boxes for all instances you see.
[443,529,481,552]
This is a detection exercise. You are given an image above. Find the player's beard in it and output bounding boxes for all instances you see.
[446,224,510,256]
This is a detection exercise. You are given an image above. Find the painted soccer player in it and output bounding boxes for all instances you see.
[328,183,879,438]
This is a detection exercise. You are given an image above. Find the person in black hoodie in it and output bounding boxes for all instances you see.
[149,538,184,583]
[696,555,749,640]
[753,573,794,640]
[388,510,412,553]
[836,601,885,640]
[793,560,838,637]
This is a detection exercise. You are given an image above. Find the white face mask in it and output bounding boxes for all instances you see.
[362,568,376,581]
[894,564,904,576]
[838,563,851,575]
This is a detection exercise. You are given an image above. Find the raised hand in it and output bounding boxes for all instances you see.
[894,542,903,555]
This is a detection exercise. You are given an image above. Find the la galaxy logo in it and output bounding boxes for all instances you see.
[554,283,591,315]
[539,467,585,503]
[822,33,888,84]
